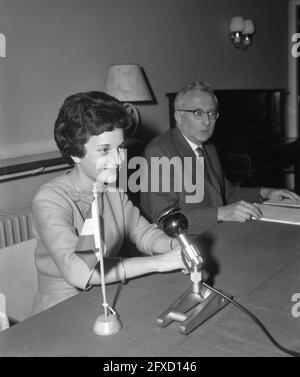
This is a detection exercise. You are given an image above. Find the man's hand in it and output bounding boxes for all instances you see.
[218,201,262,222]
[260,188,300,202]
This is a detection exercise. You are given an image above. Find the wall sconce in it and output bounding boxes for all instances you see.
[229,17,255,50]
[105,64,154,137]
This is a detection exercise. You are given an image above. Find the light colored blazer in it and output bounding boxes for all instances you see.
[31,170,172,314]
[141,127,261,235]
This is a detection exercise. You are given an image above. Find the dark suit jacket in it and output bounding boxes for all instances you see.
[140,127,261,235]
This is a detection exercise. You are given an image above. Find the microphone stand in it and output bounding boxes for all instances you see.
[92,183,122,336]
[157,210,231,335]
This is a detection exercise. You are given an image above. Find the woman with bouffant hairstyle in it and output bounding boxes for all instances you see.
[31,91,183,315]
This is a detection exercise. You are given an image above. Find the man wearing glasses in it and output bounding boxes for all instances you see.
[140,81,299,235]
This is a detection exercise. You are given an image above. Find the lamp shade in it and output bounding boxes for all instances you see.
[242,19,255,35]
[229,16,245,32]
[105,64,153,102]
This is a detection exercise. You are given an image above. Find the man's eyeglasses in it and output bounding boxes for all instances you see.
[176,109,219,121]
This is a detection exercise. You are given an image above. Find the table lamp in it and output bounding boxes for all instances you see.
[105,64,154,136]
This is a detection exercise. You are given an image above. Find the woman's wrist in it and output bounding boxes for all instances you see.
[152,254,166,273]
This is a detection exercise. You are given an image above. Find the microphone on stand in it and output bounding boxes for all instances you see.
[91,183,122,336]
[156,208,230,335]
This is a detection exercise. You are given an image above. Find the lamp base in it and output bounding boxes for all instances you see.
[93,313,122,336]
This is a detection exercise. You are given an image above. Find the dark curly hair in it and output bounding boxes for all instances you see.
[54,91,130,163]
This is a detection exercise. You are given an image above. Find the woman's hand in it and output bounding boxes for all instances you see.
[154,247,185,273]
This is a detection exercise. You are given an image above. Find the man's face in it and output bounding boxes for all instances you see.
[175,90,218,145]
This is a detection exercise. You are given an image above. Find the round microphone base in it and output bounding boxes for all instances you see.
[93,313,122,336]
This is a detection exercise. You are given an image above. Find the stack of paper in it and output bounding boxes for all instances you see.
[254,202,300,226]
[263,198,300,208]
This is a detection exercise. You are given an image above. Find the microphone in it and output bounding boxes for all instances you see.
[157,208,203,267]
[156,209,230,335]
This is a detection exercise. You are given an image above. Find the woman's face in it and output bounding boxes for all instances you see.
[72,128,125,188]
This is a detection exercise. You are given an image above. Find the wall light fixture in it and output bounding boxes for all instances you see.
[229,17,255,50]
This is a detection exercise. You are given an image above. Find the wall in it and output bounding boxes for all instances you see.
[0,0,288,152]
[0,171,63,210]
[0,0,289,208]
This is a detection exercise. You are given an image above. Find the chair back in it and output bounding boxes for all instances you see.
[0,238,37,325]
[0,293,9,330]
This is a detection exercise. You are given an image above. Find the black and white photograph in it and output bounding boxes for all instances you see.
[0,0,300,360]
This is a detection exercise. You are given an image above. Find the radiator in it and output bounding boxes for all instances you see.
[0,207,34,248]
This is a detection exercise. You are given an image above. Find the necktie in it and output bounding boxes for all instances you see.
[196,146,220,194]
[195,146,204,158]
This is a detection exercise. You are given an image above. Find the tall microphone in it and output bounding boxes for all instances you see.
[157,208,203,267]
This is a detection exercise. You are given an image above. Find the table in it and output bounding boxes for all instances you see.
[1,221,300,357]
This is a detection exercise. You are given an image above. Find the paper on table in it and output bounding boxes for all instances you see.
[254,203,300,225]
[263,198,300,208]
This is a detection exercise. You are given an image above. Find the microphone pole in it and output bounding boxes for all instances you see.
[92,183,122,336]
